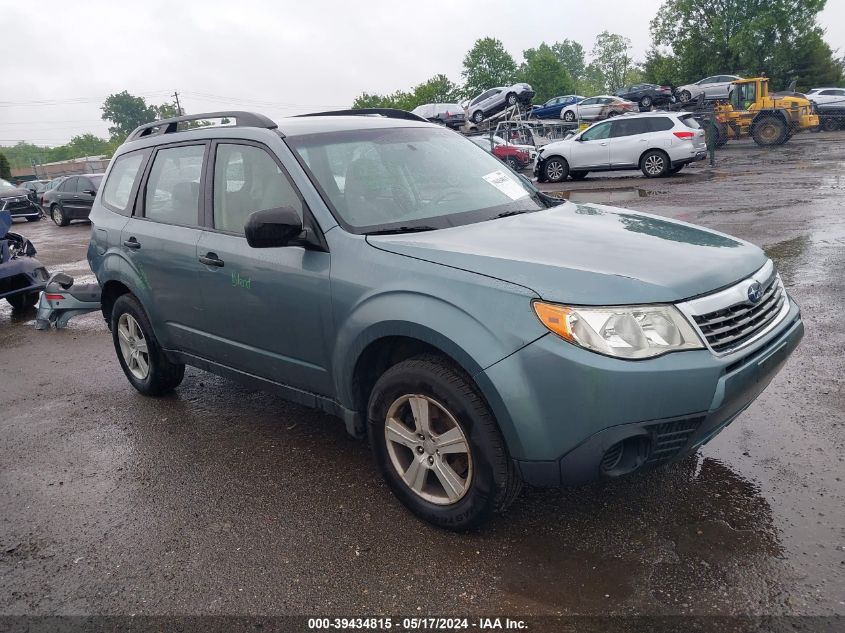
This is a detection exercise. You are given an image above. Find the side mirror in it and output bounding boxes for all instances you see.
[245,206,305,248]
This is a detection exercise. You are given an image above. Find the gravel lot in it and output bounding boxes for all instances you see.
[1,132,843,619]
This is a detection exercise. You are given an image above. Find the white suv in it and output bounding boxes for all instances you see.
[534,112,707,182]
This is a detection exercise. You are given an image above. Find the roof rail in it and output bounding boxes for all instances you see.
[127,111,277,141]
[296,108,428,123]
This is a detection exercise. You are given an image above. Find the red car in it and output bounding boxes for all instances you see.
[469,135,531,170]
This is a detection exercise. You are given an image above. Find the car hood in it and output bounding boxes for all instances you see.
[367,203,766,305]
[0,187,30,200]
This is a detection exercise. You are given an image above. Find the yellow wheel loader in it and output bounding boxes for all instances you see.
[712,77,819,147]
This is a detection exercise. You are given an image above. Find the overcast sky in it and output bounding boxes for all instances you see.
[2,0,843,146]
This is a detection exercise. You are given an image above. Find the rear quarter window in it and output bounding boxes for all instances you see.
[648,117,675,132]
[679,115,701,129]
[102,151,147,215]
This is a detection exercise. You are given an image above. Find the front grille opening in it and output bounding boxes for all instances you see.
[693,275,785,353]
[644,417,703,466]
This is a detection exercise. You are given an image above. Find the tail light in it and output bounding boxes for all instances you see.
[45,294,65,301]
[673,131,695,139]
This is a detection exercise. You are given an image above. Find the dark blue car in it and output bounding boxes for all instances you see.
[529,95,585,119]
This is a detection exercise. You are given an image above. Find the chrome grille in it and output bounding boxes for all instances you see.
[692,274,785,353]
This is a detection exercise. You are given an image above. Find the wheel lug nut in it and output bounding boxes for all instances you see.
[416,446,424,454]
[428,456,434,465]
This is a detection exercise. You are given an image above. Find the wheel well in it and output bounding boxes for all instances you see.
[100,280,131,324]
[351,336,466,416]
[639,148,669,167]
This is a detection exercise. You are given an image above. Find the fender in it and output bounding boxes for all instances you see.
[88,244,158,324]
[331,286,544,413]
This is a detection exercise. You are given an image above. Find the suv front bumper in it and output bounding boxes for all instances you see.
[477,298,803,486]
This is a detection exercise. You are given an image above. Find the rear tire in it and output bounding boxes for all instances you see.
[7,292,39,311]
[504,156,520,170]
[367,355,521,531]
[679,90,691,102]
[820,116,838,132]
[640,150,670,178]
[506,92,517,106]
[639,96,653,109]
[563,110,576,122]
[111,294,185,396]
[472,110,484,124]
[51,205,68,227]
[569,171,589,180]
[542,156,569,183]
[751,115,788,146]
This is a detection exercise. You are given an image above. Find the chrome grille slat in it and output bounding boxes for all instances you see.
[690,273,786,353]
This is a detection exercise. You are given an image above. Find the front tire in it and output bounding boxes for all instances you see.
[563,110,576,122]
[472,110,484,124]
[368,355,521,531]
[504,156,520,170]
[7,292,39,311]
[639,96,653,109]
[542,156,569,183]
[751,115,787,146]
[641,150,669,177]
[51,205,68,227]
[679,90,691,102]
[506,92,517,106]
[111,294,185,396]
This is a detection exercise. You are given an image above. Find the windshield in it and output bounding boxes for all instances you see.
[287,126,544,234]
[0,178,16,191]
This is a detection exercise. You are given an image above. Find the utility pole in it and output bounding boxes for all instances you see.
[173,90,182,116]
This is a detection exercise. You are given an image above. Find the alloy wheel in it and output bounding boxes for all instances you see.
[644,154,665,175]
[117,313,150,380]
[52,207,63,225]
[384,394,473,505]
[546,160,565,181]
[564,111,575,122]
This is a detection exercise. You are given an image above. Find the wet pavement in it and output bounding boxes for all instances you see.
[1,133,843,619]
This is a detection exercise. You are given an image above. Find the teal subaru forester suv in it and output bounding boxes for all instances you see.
[87,109,803,530]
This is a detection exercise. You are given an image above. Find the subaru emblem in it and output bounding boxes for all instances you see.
[747,281,763,303]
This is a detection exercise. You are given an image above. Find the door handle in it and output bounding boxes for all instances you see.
[600,142,608,146]
[123,238,141,250]
[199,253,224,267]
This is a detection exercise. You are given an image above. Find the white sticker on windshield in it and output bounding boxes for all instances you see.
[482,170,528,201]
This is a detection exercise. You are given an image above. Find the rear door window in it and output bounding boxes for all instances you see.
[143,145,205,226]
[102,151,146,215]
[59,177,76,192]
[611,118,650,137]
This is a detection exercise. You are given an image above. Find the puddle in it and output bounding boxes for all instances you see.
[550,188,665,203]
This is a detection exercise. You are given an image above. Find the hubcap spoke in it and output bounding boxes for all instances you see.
[385,416,418,449]
[404,457,428,493]
[432,458,465,502]
[435,427,468,455]
[408,396,431,435]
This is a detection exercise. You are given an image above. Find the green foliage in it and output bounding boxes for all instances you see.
[101,91,158,141]
[519,43,574,103]
[551,40,587,88]
[649,0,842,90]
[589,31,635,93]
[461,37,518,98]
[351,74,462,111]
[0,153,10,180]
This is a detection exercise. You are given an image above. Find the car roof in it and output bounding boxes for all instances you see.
[118,113,434,154]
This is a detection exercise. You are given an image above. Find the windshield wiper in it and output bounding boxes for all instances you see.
[495,209,535,218]
[365,225,439,235]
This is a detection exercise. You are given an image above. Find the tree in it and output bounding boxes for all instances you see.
[551,40,587,89]
[519,43,574,103]
[351,74,462,111]
[0,153,10,180]
[649,0,842,90]
[589,31,634,93]
[462,37,518,97]
[101,91,157,141]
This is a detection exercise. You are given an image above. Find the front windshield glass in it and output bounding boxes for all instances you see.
[288,126,544,234]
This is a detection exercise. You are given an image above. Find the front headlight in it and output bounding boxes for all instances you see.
[533,301,704,359]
